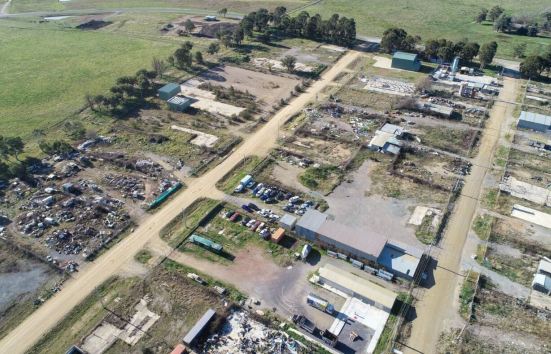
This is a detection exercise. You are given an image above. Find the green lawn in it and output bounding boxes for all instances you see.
[0,18,179,137]
[308,0,551,59]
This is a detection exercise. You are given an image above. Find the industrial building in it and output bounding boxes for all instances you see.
[318,264,397,313]
[537,259,551,277]
[368,123,405,155]
[167,95,191,112]
[279,214,297,231]
[184,309,216,346]
[532,259,551,295]
[294,210,424,279]
[158,83,181,100]
[391,52,421,72]
[517,111,551,132]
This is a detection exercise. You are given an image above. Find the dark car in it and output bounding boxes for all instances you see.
[285,192,293,200]
[265,197,274,203]
[229,212,239,222]
[242,216,251,226]
[225,210,235,218]
[260,194,269,201]
[283,206,294,212]
[248,203,259,211]
[242,204,252,212]
[277,192,285,200]
[269,190,278,197]
[267,217,276,224]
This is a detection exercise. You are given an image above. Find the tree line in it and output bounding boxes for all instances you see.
[519,48,551,78]
[476,5,551,37]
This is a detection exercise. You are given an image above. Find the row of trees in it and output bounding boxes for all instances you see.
[380,27,499,68]
[477,5,551,36]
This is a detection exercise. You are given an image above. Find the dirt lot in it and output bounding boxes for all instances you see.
[193,65,300,114]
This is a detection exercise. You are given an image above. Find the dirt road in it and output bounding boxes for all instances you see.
[402,78,519,354]
[0,51,359,354]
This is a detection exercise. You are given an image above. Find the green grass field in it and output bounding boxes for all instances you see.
[309,0,551,59]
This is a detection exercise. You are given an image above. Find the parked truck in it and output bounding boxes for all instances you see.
[306,293,334,314]
[291,314,316,334]
[321,329,339,347]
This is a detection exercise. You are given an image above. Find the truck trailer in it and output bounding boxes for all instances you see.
[321,329,339,347]
[291,314,316,334]
[306,293,334,314]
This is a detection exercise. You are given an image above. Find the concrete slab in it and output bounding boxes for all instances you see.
[171,125,219,147]
[180,80,245,117]
[372,56,392,69]
[511,204,551,229]
[530,289,551,310]
[499,176,551,206]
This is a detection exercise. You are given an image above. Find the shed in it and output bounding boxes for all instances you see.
[167,95,191,112]
[183,309,216,346]
[379,123,405,137]
[517,111,551,132]
[159,83,181,100]
[190,235,223,253]
[65,346,84,354]
[532,274,551,295]
[295,209,328,240]
[170,344,186,354]
[271,228,285,244]
[279,214,297,231]
[318,264,397,312]
[62,182,75,192]
[537,259,551,277]
[391,52,421,72]
[377,239,423,280]
[240,175,253,186]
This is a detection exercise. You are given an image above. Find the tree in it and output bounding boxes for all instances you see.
[437,46,454,63]
[0,136,24,161]
[281,55,297,72]
[380,27,408,53]
[220,34,232,48]
[479,41,498,69]
[257,30,271,44]
[528,26,538,36]
[233,27,244,46]
[415,77,433,93]
[424,39,440,59]
[194,51,204,65]
[167,55,175,66]
[84,93,96,111]
[488,5,504,21]
[218,8,228,17]
[520,55,544,77]
[182,41,194,51]
[476,11,487,23]
[272,6,287,26]
[184,19,195,34]
[151,57,166,78]
[174,47,192,68]
[513,43,527,58]
[493,14,512,32]
[461,42,480,63]
[207,42,220,55]
[516,26,528,36]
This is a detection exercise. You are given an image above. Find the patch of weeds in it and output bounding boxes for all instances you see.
[494,145,509,167]
[134,249,152,264]
[298,165,343,195]
[459,271,479,319]
[472,214,492,240]
[482,188,499,210]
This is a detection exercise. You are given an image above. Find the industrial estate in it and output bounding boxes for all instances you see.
[1,1,551,354]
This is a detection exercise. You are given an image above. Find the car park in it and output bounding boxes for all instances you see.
[229,212,239,222]
[242,216,251,226]
[242,204,252,212]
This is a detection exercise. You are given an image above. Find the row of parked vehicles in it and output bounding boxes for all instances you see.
[225,207,280,239]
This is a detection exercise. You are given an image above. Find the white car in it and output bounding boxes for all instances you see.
[235,184,244,193]
[295,209,305,215]
[289,196,300,203]
[260,229,270,238]
[246,181,255,188]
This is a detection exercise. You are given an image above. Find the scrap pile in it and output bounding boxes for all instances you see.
[427,97,464,109]
[203,311,299,354]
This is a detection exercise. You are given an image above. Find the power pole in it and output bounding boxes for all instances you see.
[182,208,187,228]
[95,287,106,310]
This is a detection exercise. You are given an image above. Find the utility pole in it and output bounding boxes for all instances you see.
[95,287,106,310]
[182,208,187,228]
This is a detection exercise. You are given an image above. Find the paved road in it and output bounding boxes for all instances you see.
[0,50,360,354]
[0,0,10,16]
[403,77,519,354]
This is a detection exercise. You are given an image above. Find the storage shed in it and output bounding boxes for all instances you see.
[294,209,328,241]
[159,83,181,100]
[391,52,421,72]
[517,111,551,132]
[318,264,397,313]
[183,309,216,346]
[170,344,186,354]
[190,235,222,253]
[279,214,297,231]
[532,274,551,295]
[167,95,191,112]
[537,259,551,277]
[271,228,285,244]
[240,175,253,186]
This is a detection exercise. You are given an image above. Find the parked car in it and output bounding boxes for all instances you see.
[267,217,276,224]
[269,190,277,197]
[257,222,265,232]
[246,180,255,188]
[277,192,285,200]
[246,219,256,227]
[407,121,415,125]
[229,212,239,222]
[248,203,259,211]
[283,206,294,212]
[235,184,244,193]
[295,209,305,215]
[260,229,270,238]
[242,204,252,212]
[242,216,251,226]
[225,210,235,218]
[260,194,269,201]
[289,196,301,203]
[305,201,315,206]
[251,221,261,231]
[265,197,274,203]
[285,192,293,200]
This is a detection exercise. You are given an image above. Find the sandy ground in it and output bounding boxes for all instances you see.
[171,125,219,147]
[403,77,520,354]
[0,51,361,354]
[180,79,245,117]
[270,161,311,194]
[325,160,426,249]
[372,56,392,69]
[253,58,314,72]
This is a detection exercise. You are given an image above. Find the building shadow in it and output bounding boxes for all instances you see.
[306,249,322,266]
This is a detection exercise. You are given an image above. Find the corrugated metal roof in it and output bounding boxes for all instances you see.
[380,124,404,135]
[167,95,190,105]
[190,235,222,251]
[538,259,551,274]
[296,209,327,232]
[319,264,397,309]
[183,309,216,344]
[393,52,418,61]
[386,239,424,258]
[532,274,551,290]
[519,111,551,126]
[384,144,401,155]
[317,219,387,259]
[369,131,395,148]
[279,213,297,226]
[378,246,420,278]
[159,83,181,93]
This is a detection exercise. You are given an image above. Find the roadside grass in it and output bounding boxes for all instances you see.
[333,87,394,110]
[494,145,510,167]
[481,188,499,210]
[298,164,343,195]
[472,214,492,240]
[216,155,263,194]
[459,271,479,320]
[414,214,436,245]
[373,292,412,354]
[134,249,152,264]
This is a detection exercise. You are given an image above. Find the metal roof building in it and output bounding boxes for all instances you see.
[167,95,191,112]
[537,259,551,277]
[518,111,551,132]
[279,213,297,231]
[532,274,551,295]
[391,52,421,72]
[317,219,387,262]
[379,123,405,137]
[159,83,181,100]
[183,309,216,346]
[295,209,328,240]
[318,264,397,312]
[271,228,285,244]
[190,235,223,253]
[378,239,424,280]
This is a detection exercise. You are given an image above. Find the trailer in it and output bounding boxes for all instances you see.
[321,329,339,347]
[291,314,316,334]
[306,293,334,314]
[301,244,311,262]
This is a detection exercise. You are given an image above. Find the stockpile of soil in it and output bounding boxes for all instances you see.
[76,20,113,30]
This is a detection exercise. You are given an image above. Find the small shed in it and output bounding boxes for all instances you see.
[279,214,297,231]
[183,309,216,346]
[532,274,551,295]
[167,95,191,112]
[391,52,421,72]
[170,344,186,354]
[65,346,84,354]
[240,175,253,186]
[537,259,551,277]
[190,235,223,253]
[271,228,285,244]
[517,111,551,132]
[159,83,181,100]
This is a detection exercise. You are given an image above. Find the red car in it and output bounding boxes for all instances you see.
[250,221,261,231]
[229,212,239,222]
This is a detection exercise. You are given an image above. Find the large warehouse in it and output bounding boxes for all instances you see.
[517,111,551,132]
[391,52,421,72]
[318,264,397,313]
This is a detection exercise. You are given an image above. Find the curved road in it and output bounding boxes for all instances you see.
[0,50,360,354]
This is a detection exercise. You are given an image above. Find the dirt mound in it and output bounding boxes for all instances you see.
[76,20,113,30]
[198,22,239,38]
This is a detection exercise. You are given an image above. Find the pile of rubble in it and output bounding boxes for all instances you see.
[427,97,465,109]
[203,311,300,354]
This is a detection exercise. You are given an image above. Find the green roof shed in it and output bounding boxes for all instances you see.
[190,235,223,253]
[158,83,181,100]
[391,52,421,72]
